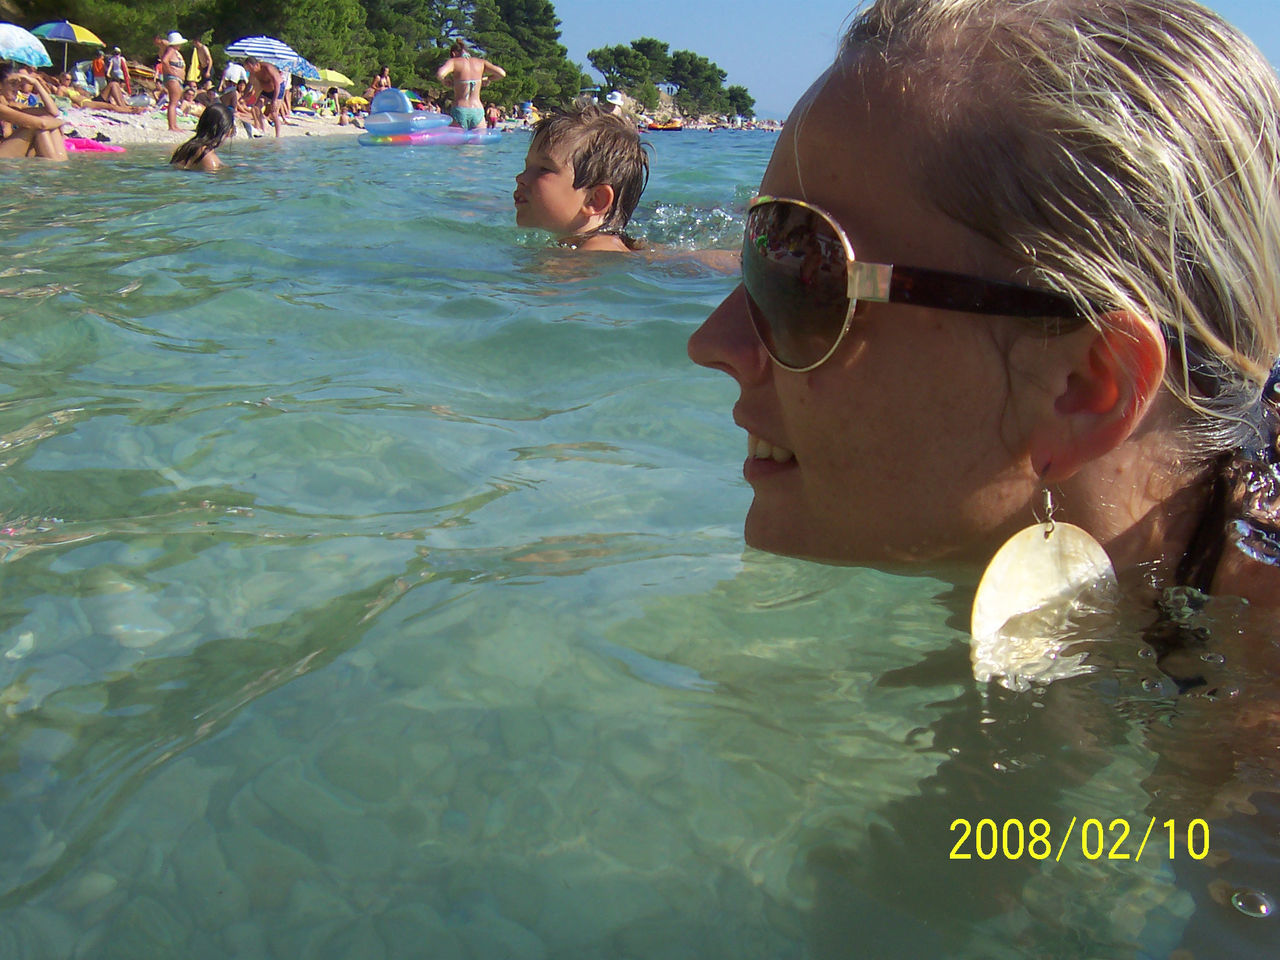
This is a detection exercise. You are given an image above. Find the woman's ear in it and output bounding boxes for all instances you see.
[582,183,615,219]
[1027,311,1166,482]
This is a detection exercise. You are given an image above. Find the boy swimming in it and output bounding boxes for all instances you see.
[513,101,650,251]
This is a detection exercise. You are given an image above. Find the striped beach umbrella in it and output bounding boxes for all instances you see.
[31,20,104,71]
[0,22,52,67]
[224,36,301,63]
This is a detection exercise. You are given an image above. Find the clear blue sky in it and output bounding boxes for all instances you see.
[552,0,1280,120]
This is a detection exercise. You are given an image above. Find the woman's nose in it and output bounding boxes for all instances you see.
[687,284,770,386]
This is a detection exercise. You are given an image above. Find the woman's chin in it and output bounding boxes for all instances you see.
[743,508,846,564]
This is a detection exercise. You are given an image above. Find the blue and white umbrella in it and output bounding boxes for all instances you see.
[0,22,53,67]
[224,36,319,80]
[224,35,300,62]
[282,56,321,81]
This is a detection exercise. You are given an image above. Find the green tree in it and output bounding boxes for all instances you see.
[632,78,659,111]
[726,84,754,118]
[362,0,464,89]
[668,48,728,116]
[629,36,669,84]
[586,43,648,93]
[467,0,584,105]
[18,0,222,66]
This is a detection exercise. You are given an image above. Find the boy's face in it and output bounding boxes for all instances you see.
[514,141,591,235]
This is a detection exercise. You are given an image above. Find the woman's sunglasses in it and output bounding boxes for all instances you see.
[741,196,1090,371]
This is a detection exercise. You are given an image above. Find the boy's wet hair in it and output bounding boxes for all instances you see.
[531,100,650,233]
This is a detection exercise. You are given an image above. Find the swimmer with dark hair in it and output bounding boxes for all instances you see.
[170,102,235,171]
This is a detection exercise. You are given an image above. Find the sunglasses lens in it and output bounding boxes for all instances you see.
[742,201,852,369]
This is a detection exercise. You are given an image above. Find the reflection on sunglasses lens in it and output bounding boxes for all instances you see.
[743,202,851,369]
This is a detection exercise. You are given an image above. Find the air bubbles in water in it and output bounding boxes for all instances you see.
[1201,652,1226,664]
[1230,888,1274,918]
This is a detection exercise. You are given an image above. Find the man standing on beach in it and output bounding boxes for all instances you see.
[187,38,213,84]
[243,56,284,138]
[436,40,505,130]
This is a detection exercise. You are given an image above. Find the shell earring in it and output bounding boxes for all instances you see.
[970,488,1118,690]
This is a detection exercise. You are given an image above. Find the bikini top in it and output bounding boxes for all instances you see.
[1177,359,1280,591]
[1148,359,1280,689]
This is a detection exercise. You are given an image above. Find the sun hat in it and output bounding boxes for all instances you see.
[113,46,121,53]
[165,31,188,45]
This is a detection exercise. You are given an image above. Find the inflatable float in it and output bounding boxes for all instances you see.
[64,137,126,153]
[357,89,500,147]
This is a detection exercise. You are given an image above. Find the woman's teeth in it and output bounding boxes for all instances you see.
[748,434,794,462]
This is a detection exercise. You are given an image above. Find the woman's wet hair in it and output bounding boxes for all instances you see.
[839,0,1280,457]
[170,102,234,167]
[531,98,651,235]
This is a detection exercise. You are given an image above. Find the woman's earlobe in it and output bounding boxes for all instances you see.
[1028,311,1166,481]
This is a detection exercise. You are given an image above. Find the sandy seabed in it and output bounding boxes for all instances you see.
[61,105,362,148]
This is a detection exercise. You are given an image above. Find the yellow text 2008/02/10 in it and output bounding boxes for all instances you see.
[948,817,1210,862]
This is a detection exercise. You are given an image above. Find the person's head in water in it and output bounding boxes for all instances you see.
[171,102,235,169]
[688,0,1280,601]
[514,99,650,251]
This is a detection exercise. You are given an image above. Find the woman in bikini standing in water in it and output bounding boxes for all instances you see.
[435,40,505,131]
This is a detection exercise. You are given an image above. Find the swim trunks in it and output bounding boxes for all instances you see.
[451,106,485,130]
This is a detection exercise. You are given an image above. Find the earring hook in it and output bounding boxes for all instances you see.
[1032,487,1056,537]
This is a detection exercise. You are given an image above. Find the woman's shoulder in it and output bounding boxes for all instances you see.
[1214,550,1280,607]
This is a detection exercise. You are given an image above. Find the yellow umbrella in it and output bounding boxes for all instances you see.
[317,68,353,86]
[346,96,369,107]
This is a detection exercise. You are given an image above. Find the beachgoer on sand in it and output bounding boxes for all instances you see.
[90,50,106,94]
[513,100,649,252]
[187,38,213,85]
[220,60,247,92]
[155,31,189,132]
[242,56,284,138]
[436,40,505,131]
[106,47,130,94]
[0,64,67,160]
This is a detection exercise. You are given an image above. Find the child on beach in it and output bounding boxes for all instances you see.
[513,100,649,251]
[170,102,234,171]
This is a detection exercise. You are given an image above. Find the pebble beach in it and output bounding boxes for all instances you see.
[61,103,362,147]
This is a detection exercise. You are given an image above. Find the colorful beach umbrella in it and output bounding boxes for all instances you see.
[0,22,52,67]
[31,20,104,71]
[316,68,353,86]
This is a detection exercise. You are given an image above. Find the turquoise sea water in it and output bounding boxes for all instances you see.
[1,131,1276,958]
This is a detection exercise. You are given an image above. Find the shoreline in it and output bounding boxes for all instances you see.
[61,106,363,148]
